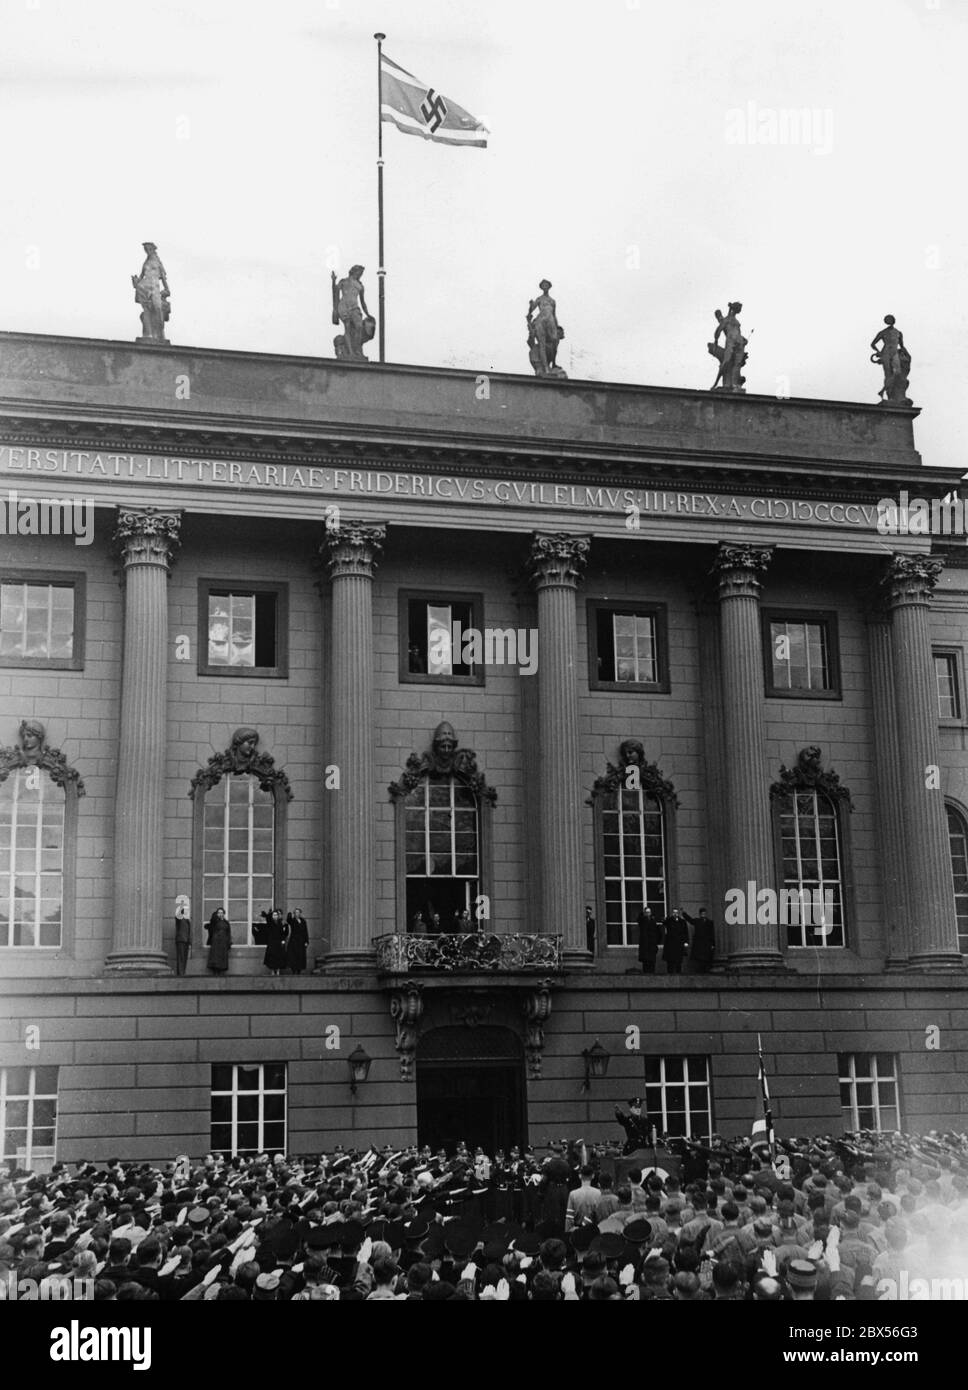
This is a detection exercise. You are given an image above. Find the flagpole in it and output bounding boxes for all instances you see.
[374,32,386,363]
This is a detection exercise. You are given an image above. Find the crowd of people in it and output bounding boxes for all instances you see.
[3,1128,967,1302]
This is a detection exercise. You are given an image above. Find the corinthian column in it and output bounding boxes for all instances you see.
[106,507,181,973]
[528,533,591,964]
[320,521,386,969]
[712,543,784,968]
[881,555,963,970]
[866,605,909,965]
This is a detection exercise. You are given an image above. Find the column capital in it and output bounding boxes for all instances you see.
[711,543,773,599]
[528,532,591,590]
[320,520,386,579]
[879,553,944,608]
[113,507,181,571]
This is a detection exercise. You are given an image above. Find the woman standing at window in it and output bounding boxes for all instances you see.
[206,909,231,975]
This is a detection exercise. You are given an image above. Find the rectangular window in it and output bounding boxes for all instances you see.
[399,591,483,685]
[644,1056,713,1139]
[838,1053,900,1132]
[202,776,275,943]
[1,1065,58,1173]
[210,1063,286,1157]
[762,610,840,699]
[0,574,84,670]
[198,582,288,677]
[934,650,962,721]
[588,601,669,692]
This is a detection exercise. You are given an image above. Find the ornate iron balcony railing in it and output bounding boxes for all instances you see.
[373,931,563,973]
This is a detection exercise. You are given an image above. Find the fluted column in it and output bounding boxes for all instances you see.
[712,543,784,969]
[881,555,963,970]
[321,521,386,969]
[528,533,591,964]
[866,607,910,965]
[106,507,181,973]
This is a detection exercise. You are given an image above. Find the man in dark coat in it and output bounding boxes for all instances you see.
[689,908,715,972]
[637,908,662,973]
[615,1097,653,1155]
[260,909,288,976]
[174,903,191,976]
[286,910,309,975]
[661,909,690,974]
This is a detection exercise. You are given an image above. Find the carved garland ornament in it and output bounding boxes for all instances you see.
[388,721,496,804]
[0,720,85,796]
[769,745,853,811]
[589,738,679,807]
[188,727,293,801]
[389,981,424,1082]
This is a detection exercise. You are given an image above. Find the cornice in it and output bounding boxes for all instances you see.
[0,410,956,504]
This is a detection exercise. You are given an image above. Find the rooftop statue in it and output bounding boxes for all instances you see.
[870,315,913,406]
[132,242,170,344]
[527,279,567,379]
[331,265,376,362]
[708,301,748,392]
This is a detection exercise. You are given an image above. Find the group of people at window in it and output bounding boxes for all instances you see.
[197,907,310,977]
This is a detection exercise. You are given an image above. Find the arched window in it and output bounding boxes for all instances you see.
[190,729,292,946]
[774,789,845,947]
[0,721,83,953]
[202,776,275,939]
[389,722,495,934]
[589,741,678,950]
[600,786,667,947]
[0,770,64,948]
[946,804,968,954]
[404,778,480,928]
[770,750,852,950]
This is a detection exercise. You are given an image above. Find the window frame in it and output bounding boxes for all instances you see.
[197,580,289,679]
[0,765,79,957]
[0,1065,58,1171]
[398,589,485,687]
[945,800,968,954]
[933,647,965,726]
[210,1062,287,1157]
[643,1055,714,1140]
[0,570,85,671]
[192,772,288,948]
[761,608,841,700]
[837,1052,901,1133]
[393,776,494,934]
[598,786,670,949]
[586,600,670,694]
[772,787,848,950]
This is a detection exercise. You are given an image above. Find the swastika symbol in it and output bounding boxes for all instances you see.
[420,89,448,133]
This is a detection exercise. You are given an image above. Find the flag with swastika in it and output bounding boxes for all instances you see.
[380,52,488,148]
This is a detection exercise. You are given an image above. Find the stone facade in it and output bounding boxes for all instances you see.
[0,332,966,1163]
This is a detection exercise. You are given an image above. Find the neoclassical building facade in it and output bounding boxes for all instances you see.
[0,330,966,1165]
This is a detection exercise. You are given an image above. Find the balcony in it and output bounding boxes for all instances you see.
[373,931,563,974]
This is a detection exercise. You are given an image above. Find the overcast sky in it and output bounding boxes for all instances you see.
[1,0,965,472]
